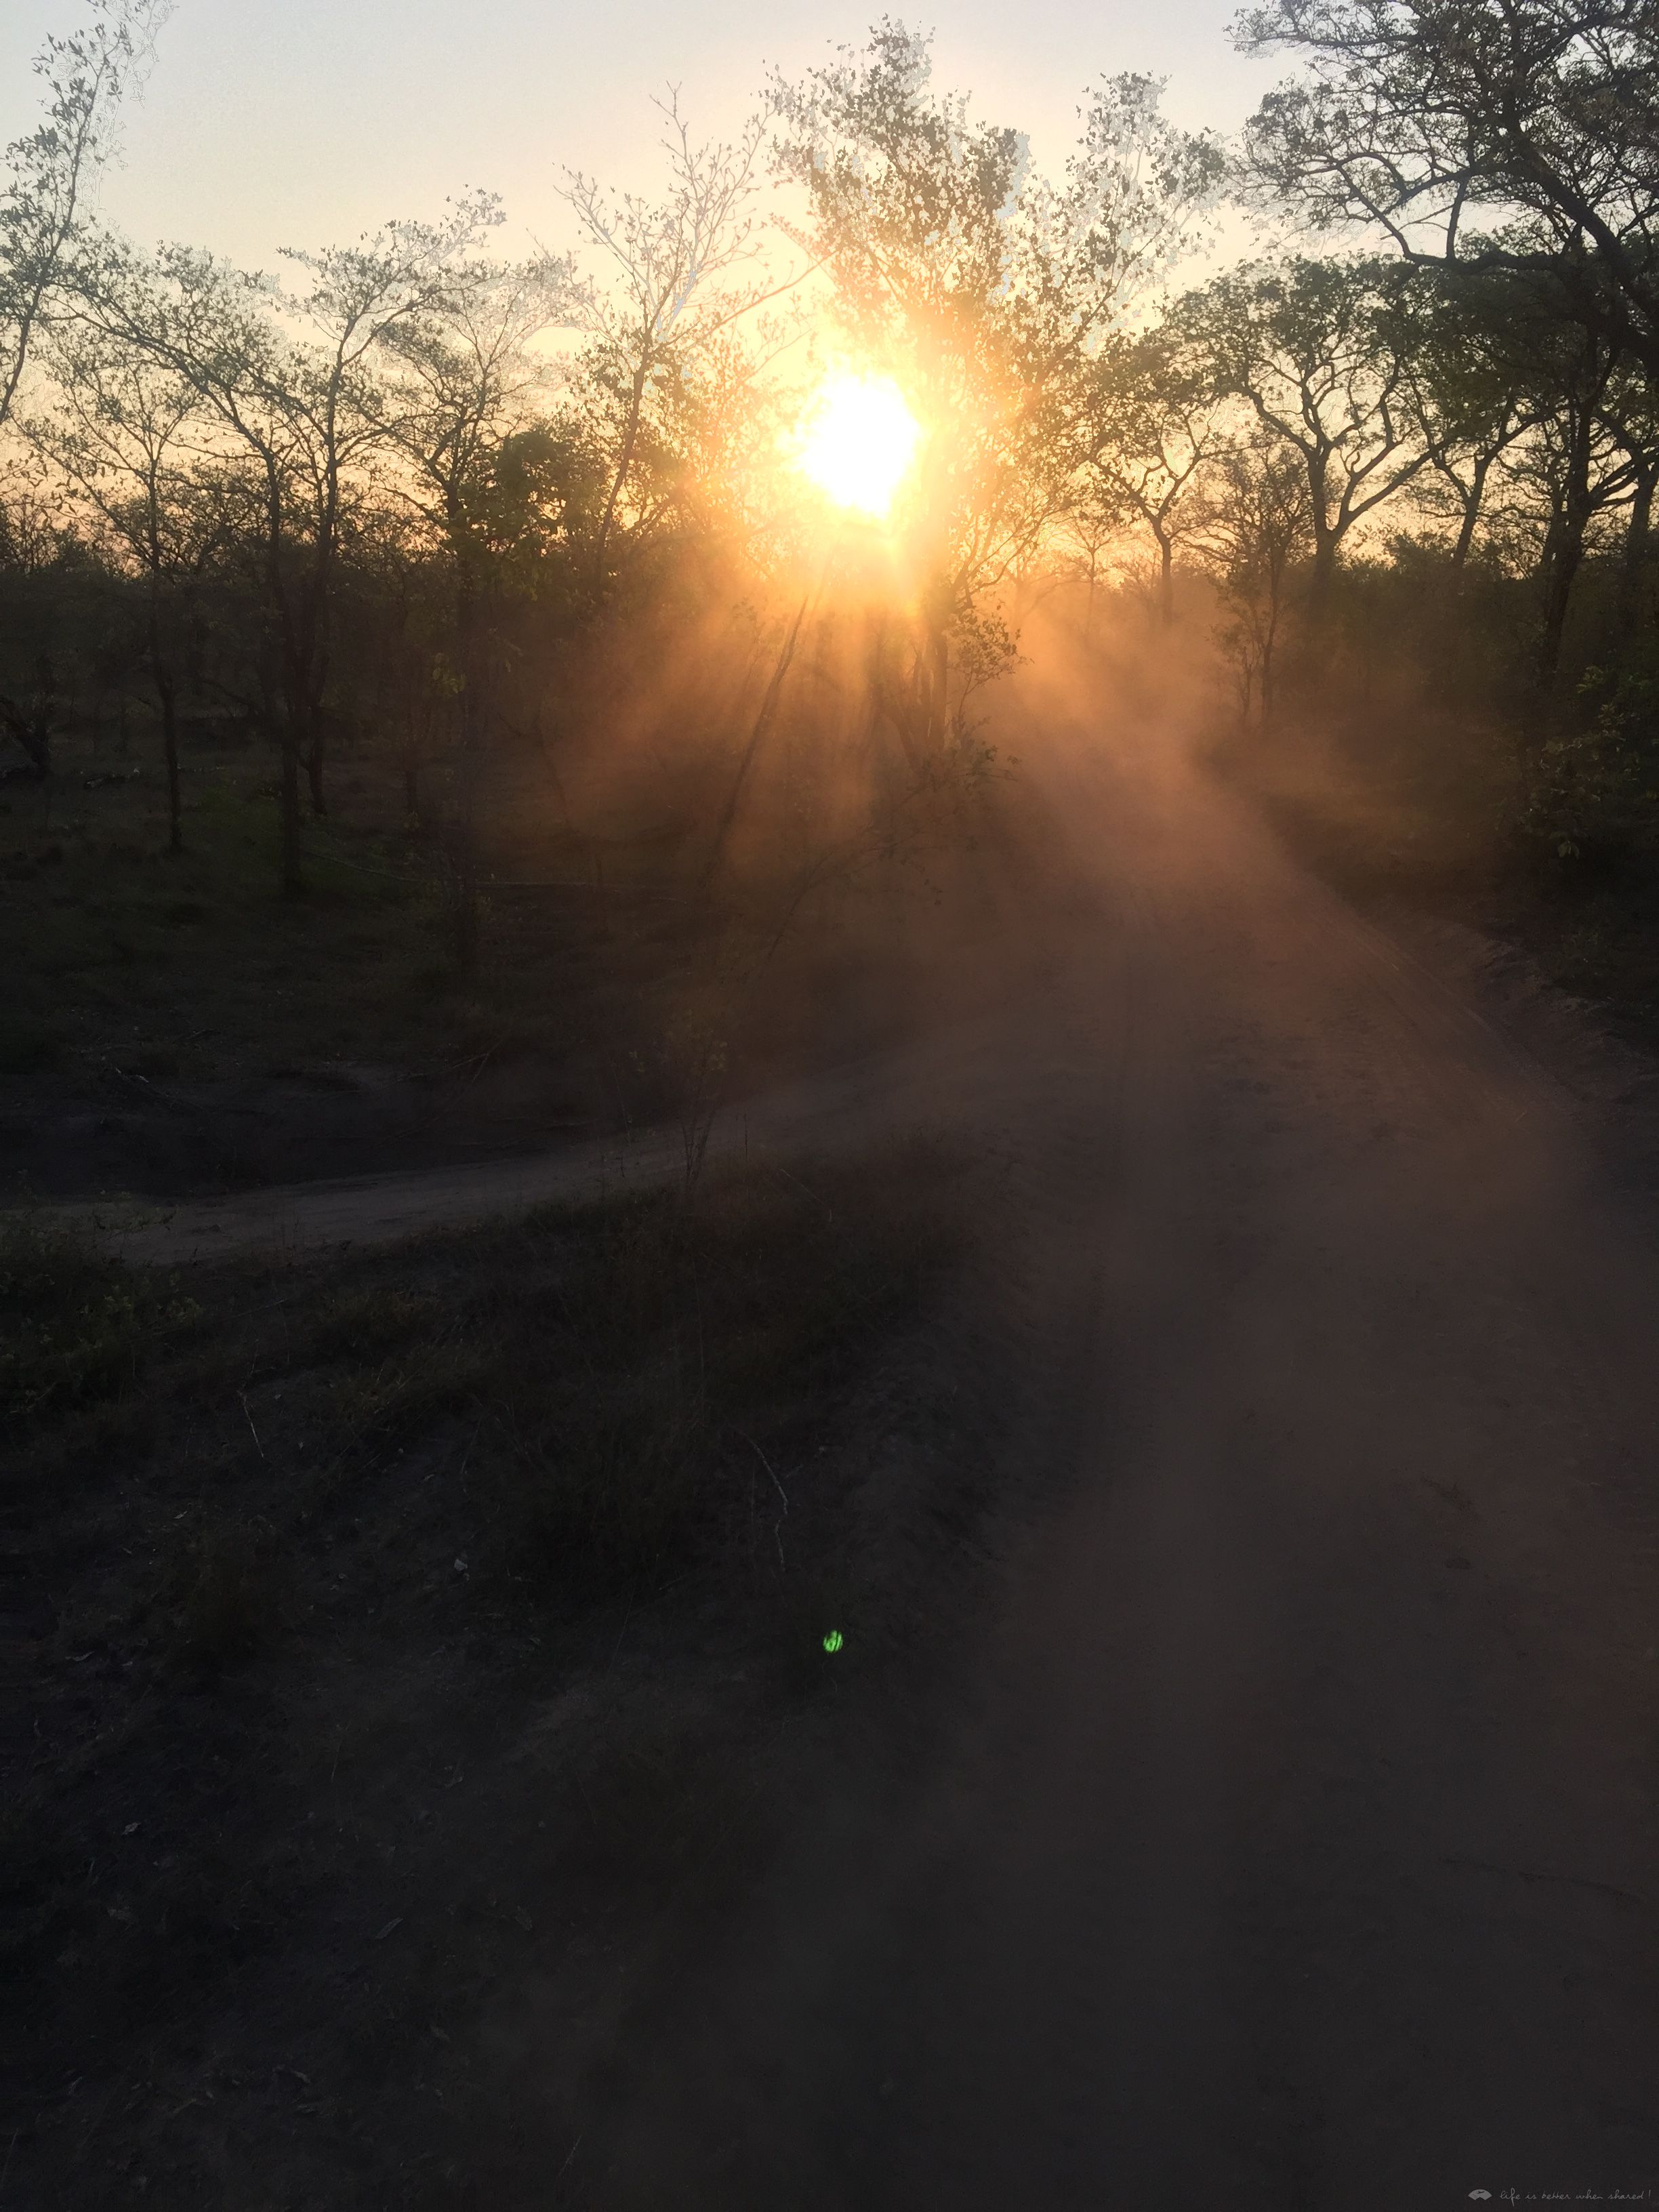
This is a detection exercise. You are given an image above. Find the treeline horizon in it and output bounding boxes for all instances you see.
[3,0,1657,918]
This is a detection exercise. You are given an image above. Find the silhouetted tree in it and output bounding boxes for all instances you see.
[771,25,1224,743]
[1239,0,1659,379]
[1177,255,1431,617]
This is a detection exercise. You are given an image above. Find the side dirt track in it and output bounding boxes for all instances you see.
[10,703,1659,2208]
[39,1043,982,1269]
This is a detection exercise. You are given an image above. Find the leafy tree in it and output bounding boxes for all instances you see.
[381,253,580,962]
[1401,266,1540,579]
[1,0,168,435]
[1237,0,1659,379]
[1082,331,1231,624]
[560,94,787,597]
[92,199,501,887]
[1204,430,1311,725]
[1500,317,1635,685]
[28,324,217,844]
[1177,254,1431,613]
[770,22,1224,744]
[0,445,81,771]
[1597,357,1659,637]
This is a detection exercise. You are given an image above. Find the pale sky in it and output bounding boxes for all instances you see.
[1,0,1280,272]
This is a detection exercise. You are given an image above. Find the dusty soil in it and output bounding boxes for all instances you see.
[3,1145,986,2211]
[574,697,1659,2207]
[12,677,1659,2207]
[1242,726,1659,1086]
[43,1038,979,1268]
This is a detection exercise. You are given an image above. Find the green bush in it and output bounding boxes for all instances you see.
[1513,667,1659,867]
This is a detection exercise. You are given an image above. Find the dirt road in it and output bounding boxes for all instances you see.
[45,705,1659,2207]
[562,722,1659,2207]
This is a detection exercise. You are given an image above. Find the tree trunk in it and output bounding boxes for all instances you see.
[304,720,327,818]
[1260,541,1293,731]
[446,731,480,969]
[279,725,304,897]
[156,670,182,853]
[1618,462,1655,638]
[1536,501,1589,694]
[927,621,949,747]
[1260,610,1279,729]
[1306,533,1337,622]
[701,595,808,890]
[593,361,649,594]
[1157,534,1174,628]
[1449,455,1491,580]
[148,582,183,854]
[448,812,478,971]
[1302,443,1337,625]
[1536,401,1599,694]
[447,584,485,972]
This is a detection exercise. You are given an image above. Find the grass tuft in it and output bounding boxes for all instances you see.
[310,1285,446,1364]
[0,1216,200,1425]
[329,1343,494,1443]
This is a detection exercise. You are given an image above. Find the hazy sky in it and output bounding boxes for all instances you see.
[1,0,1280,270]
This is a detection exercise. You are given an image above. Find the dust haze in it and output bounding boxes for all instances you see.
[7,6,1659,2209]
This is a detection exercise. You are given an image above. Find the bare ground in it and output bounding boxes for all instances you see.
[575,705,1659,2207]
[13,690,1659,2207]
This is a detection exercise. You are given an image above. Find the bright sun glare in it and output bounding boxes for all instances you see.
[796,373,922,519]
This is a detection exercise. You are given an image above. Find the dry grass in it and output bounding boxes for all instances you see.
[0,735,723,1202]
[1,1138,982,2208]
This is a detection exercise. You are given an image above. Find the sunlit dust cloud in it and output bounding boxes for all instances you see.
[794,374,922,519]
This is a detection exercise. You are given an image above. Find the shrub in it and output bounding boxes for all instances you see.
[1511,666,1659,868]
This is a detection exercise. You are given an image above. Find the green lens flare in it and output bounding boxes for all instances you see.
[822,1629,844,1654]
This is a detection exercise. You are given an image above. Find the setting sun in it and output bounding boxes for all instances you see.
[795,373,922,519]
